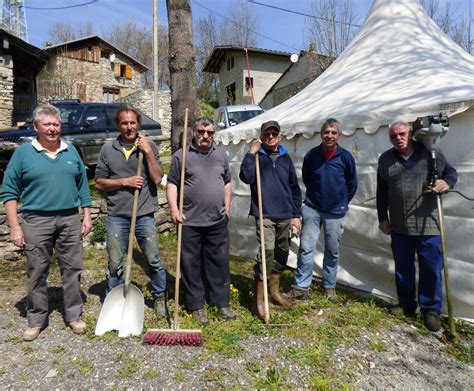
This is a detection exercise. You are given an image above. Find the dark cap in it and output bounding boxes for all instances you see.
[261,120,281,134]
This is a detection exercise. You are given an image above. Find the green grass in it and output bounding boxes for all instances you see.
[1,228,472,388]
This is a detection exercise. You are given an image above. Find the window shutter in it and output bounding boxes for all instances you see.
[125,65,133,80]
[114,63,121,77]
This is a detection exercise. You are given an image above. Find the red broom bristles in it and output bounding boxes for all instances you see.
[142,329,203,346]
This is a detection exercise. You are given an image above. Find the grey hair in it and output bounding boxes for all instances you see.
[193,117,215,131]
[33,104,61,125]
[321,118,341,133]
[389,121,411,132]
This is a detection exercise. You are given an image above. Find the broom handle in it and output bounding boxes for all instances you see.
[173,109,189,330]
[124,136,144,296]
[256,153,270,323]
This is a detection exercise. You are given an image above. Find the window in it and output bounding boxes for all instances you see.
[114,63,134,80]
[245,77,254,91]
[226,56,234,71]
[103,87,120,103]
[84,107,107,127]
[226,82,236,104]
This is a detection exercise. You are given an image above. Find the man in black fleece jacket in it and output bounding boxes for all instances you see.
[239,120,302,319]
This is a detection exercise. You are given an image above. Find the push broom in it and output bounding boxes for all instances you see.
[143,108,203,346]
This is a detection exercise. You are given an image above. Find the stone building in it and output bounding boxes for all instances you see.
[0,28,46,128]
[260,45,332,110]
[37,36,148,104]
[203,46,292,106]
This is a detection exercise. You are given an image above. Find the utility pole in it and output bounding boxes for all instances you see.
[153,0,159,120]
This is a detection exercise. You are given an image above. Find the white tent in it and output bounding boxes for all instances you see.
[215,0,474,321]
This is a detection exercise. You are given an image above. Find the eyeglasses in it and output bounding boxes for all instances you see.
[390,132,408,140]
[195,129,215,136]
[262,132,279,138]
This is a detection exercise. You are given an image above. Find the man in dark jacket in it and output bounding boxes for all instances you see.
[377,121,457,332]
[284,118,357,301]
[240,120,302,318]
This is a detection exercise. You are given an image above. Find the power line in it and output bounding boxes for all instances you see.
[248,0,361,28]
[193,0,301,52]
[25,0,98,11]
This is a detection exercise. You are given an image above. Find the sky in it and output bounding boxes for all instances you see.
[22,0,472,53]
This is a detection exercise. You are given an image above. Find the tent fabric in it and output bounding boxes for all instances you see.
[215,0,474,145]
[214,0,474,321]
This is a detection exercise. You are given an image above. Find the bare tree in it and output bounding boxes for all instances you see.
[47,22,95,45]
[306,0,358,62]
[167,0,197,152]
[220,0,258,47]
[103,21,170,88]
[421,0,472,53]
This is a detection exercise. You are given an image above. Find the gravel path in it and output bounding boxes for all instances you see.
[0,281,472,390]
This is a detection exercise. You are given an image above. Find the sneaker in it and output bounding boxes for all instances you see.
[423,312,441,332]
[23,326,43,342]
[324,288,337,301]
[390,306,417,318]
[282,287,309,301]
[191,309,209,326]
[219,307,236,320]
[69,320,87,334]
[153,296,167,318]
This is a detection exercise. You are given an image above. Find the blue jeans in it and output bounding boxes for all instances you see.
[106,214,166,298]
[294,205,345,290]
[391,233,443,314]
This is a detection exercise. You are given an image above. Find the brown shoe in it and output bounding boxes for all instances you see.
[268,273,292,308]
[69,320,87,334]
[324,288,337,301]
[282,287,309,301]
[23,326,43,342]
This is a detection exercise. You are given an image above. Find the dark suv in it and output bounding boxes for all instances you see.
[0,100,162,173]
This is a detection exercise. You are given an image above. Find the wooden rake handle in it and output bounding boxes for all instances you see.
[173,109,189,329]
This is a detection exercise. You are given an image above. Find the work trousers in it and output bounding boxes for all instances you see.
[180,218,230,311]
[391,232,443,314]
[21,210,84,327]
[254,218,291,280]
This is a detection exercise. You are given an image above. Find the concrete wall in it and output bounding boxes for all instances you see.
[0,55,14,128]
[0,191,173,261]
[117,89,171,140]
[218,50,290,105]
[37,52,142,103]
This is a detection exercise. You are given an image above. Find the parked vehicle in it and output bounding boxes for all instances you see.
[0,100,162,174]
[215,104,264,130]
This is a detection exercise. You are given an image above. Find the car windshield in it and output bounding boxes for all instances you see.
[56,105,85,126]
[227,110,263,126]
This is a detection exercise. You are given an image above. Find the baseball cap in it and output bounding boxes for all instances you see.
[260,120,281,134]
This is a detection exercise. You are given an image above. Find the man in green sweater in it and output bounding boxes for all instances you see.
[2,104,92,341]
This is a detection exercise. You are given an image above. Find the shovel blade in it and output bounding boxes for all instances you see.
[95,284,144,337]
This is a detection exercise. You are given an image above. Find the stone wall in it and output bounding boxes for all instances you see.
[0,190,174,261]
[117,90,171,139]
[0,55,14,128]
[37,53,142,103]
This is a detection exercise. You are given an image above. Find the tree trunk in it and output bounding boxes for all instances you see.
[166,0,196,152]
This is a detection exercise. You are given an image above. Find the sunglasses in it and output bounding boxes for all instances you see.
[195,129,215,136]
[262,132,280,138]
[389,132,408,140]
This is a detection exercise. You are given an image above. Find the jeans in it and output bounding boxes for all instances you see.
[254,218,291,280]
[391,232,443,314]
[106,214,166,298]
[294,205,345,290]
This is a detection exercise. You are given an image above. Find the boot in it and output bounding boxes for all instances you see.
[268,273,292,308]
[252,279,266,320]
